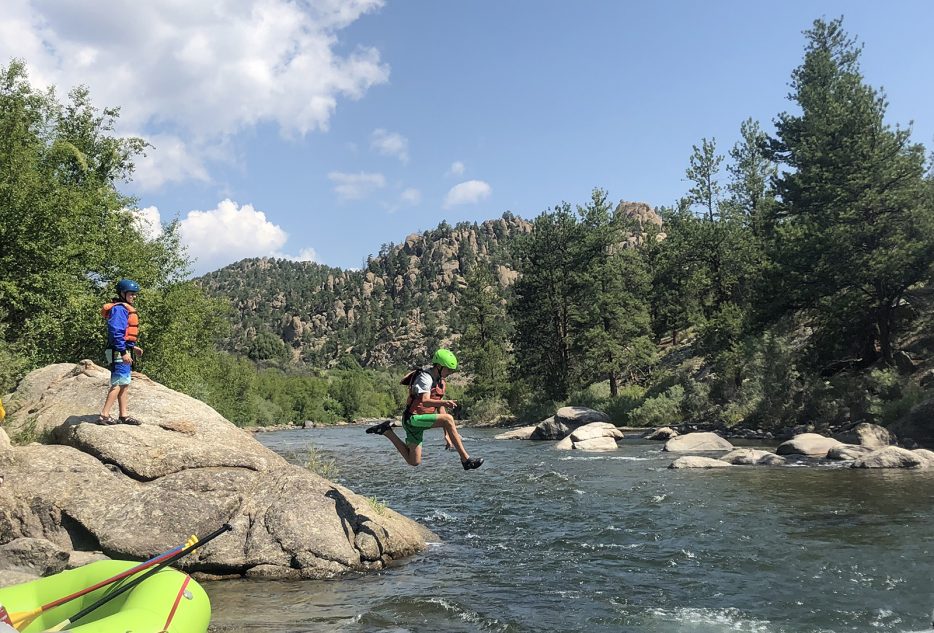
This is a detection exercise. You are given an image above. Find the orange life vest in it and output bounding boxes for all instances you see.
[101,301,139,344]
[404,369,446,416]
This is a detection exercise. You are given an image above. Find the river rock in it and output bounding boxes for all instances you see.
[555,406,610,427]
[831,423,895,449]
[530,417,567,440]
[776,433,844,458]
[0,570,38,589]
[719,449,785,466]
[826,445,874,461]
[0,362,435,579]
[668,456,732,469]
[663,432,733,452]
[494,425,537,440]
[644,427,678,441]
[67,550,110,569]
[531,407,610,441]
[850,446,931,469]
[555,423,622,451]
[0,537,70,576]
[915,449,934,466]
[570,437,619,452]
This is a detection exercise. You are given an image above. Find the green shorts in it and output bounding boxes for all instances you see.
[402,413,439,446]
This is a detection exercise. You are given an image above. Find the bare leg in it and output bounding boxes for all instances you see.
[101,385,120,417]
[432,414,469,462]
[116,386,129,418]
[383,429,423,466]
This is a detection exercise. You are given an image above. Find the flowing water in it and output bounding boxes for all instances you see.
[205,427,934,632]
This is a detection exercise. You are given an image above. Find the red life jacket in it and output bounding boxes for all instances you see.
[101,301,139,344]
[402,368,445,416]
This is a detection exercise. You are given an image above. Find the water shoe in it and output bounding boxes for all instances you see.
[366,420,393,435]
[462,457,484,471]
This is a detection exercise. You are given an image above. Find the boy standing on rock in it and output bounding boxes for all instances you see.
[367,348,483,471]
[97,279,143,425]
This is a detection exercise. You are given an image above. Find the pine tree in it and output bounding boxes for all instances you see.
[572,189,654,394]
[510,205,579,401]
[452,263,511,401]
[764,18,934,366]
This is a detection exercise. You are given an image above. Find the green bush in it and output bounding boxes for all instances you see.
[603,384,646,424]
[629,384,685,427]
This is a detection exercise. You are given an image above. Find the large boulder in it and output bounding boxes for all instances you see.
[832,423,895,449]
[719,449,785,466]
[494,425,537,440]
[0,537,70,576]
[668,456,731,469]
[555,424,623,452]
[850,446,932,469]
[529,417,566,441]
[555,406,610,427]
[532,407,611,441]
[776,433,844,458]
[0,362,435,579]
[663,432,733,453]
[644,427,678,441]
[826,445,874,461]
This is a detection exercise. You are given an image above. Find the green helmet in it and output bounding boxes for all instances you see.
[432,348,458,370]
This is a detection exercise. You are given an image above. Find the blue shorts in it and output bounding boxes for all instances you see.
[110,359,132,386]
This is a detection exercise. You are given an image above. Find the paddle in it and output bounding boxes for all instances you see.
[42,523,232,633]
[8,537,194,631]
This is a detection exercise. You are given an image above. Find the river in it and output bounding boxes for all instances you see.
[205,426,934,632]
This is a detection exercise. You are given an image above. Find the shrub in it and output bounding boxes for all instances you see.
[629,384,685,427]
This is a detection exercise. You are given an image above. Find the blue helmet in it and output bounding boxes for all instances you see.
[116,279,141,296]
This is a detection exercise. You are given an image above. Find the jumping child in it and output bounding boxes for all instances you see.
[367,349,483,470]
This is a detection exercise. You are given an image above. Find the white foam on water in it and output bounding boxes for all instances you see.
[422,510,457,522]
[652,494,669,502]
[558,455,651,461]
[645,606,775,632]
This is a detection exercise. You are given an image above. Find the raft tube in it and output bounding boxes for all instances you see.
[0,559,210,633]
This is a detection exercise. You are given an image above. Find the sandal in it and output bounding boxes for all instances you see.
[96,415,117,425]
[119,416,142,426]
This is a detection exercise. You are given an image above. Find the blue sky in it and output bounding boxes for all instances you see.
[2,1,932,274]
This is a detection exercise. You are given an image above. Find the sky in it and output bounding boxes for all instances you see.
[2,1,933,275]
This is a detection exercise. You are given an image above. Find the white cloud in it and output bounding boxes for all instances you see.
[328,171,386,201]
[0,1,389,190]
[179,199,288,273]
[131,134,212,190]
[371,129,409,163]
[443,180,491,208]
[447,161,465,177]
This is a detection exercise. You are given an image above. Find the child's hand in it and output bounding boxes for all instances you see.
[133,346,144,357]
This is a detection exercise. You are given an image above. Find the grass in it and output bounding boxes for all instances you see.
[365,496,387,515]
[299,443,340,481]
